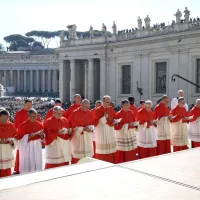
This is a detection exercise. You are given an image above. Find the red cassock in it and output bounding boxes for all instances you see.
[189,106,200,148]
[94,106,116,163]
[44,116,70,169]
[114,109,137,163]
[44,107,64,122]
[130,104,138,116]
[171,106,188,152]
[153,103,171,155]
[63,103,80,119]
[136,108,157,159]
[13,109,41,173]
[0,122,17,178]
[68,107,94,164]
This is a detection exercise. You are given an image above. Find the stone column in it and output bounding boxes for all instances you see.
[24,70,27,92]
[70,60,76,100]
[30,70,33,92]
[4,70,7,88]
[17,70,20,91]
[53,70,57,92]
[59,60,70,102]
[48,70,51,92]
[100,58,106,98]
[36,70,39,92]
[42,70,45,92]
[10,70,13,86]
[88,59,94,102]
[0,71,2,84]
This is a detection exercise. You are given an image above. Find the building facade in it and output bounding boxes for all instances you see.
[0,50,59,97]
[57,9,200,105]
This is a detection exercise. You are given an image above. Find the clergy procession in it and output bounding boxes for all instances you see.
[1,90,200,178]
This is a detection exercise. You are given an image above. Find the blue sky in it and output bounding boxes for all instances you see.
[1,0,199,48]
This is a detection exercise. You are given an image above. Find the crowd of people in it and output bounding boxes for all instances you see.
[0,90,200,178]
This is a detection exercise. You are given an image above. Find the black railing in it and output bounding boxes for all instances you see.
[171,74,200,88]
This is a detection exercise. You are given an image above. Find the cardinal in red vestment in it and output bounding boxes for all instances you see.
[14,99,41,173]
[115,99,137,163]
[188,99,200,148]
[128,97,138,116]
[171,97,189,152]
[63,94,81,119]
[94,95,117,163]
[68,99,95,164]
[136,100,157,159]
[44,98,64,121]
[90,100,102,157]
[44,106,71,169]
[137,100,145,113]
[0,110,17,178]
[153,95,172,155]
[15,108,44,174]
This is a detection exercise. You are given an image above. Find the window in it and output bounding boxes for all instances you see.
[155,62,167,93]
[196,59,200,93]
[122,65,131,94]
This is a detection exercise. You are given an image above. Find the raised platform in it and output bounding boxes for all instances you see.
[1,149,200,199]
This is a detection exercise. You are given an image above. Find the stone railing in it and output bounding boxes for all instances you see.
[60,20,200,47]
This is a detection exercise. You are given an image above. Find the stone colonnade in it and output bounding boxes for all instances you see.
[0,69,59,93]
[60,58,106,102]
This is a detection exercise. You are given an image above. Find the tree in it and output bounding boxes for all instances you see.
[3,34,35,51]
[26,31,57,48]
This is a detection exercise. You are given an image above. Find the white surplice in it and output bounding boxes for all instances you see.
[155,117,171,140]
[71,127,94,159]
[0,138,17,170]
[95,116,116,154]
[188,117,200,142]
[19,135,43,174]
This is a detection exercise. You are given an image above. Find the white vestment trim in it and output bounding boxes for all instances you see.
[188,117,200,142]
[0,138,17,169]
[95,116,116,154]
[116,124,137,151]
[155,117,171,140]
[170,120,188,146]
[46,137,71,164]
[19,135,43,174]
[71,127,94,159]
[137,122,157,148]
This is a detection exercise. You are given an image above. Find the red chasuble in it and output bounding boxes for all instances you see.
[115,109,136,130]
[16,120,44,141]
[0,121,17,177]
[68,107,94,132]
[94,105,116,127]
[44,107,64,122]
[63,103,80,119]
[136,108,154,128]
[171,106,188,123]
[44,116,70,146]
[130,105,138,116]
[14,109,41,129]
[189,106,200,122]
[115,109,137,163]
[153,103,171,155]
